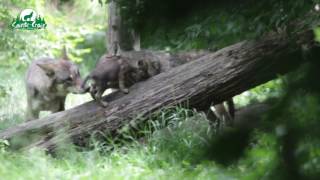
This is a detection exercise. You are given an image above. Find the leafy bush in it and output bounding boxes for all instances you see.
[118,0,313,50]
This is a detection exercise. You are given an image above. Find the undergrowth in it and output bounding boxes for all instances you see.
[0,107,278,180]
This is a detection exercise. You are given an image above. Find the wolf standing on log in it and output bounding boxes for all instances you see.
[25,47,86,121]
[81,54,150,107]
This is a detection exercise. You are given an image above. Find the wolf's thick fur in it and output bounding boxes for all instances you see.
[25,48,85,120]
[82,55,147,107]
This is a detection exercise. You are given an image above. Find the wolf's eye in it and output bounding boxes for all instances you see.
[137,60,145,67]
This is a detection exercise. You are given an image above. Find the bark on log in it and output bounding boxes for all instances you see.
[0,27,317,150]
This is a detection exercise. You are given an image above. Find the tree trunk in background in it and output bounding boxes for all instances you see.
[0,27,317,150]
[107,0,121,55]
[132,0,141,51]
[107,0,140,53]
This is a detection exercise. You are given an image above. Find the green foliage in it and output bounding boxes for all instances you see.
[254,59,320,179]
[235,132,278,179]
[0,0,106,69]
[118,0,313,50]
[0,108,277,180]
[235,79,284,107]
[0,0,320,179]
[315,27,320,42]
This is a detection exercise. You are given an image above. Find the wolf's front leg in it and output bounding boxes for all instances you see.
[118,65,129,94]
[26,100,40,121]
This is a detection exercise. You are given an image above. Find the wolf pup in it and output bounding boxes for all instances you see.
[82,54,146,107]
[25,47,85,121]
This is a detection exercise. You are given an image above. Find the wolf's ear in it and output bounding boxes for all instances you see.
[61,45,69,61]
[37,63,55,76]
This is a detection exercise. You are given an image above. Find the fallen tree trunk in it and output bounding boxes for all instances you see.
[0,28,317,150]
